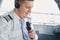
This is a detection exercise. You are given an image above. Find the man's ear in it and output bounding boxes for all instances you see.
[15,2,20,8]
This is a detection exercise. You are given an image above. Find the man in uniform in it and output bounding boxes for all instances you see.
[0,0,38,40]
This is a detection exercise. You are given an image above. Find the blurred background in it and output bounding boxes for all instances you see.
[0,0,60,40]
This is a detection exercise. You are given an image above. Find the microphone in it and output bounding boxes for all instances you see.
[26,21,31,32]
[26,22,34,39]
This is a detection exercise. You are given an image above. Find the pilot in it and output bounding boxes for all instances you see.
[0,0,38,40]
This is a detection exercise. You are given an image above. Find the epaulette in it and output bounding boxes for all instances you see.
[3,15,12,22]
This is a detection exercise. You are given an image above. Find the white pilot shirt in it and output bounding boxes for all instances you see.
[0,10,38,40]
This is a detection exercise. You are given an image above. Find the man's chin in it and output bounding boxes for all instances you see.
[23,16,27,18]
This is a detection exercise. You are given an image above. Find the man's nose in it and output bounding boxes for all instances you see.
[28,9,31,13]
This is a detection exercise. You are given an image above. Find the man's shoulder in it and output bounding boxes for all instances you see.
[0,15,13,29]
[0,14,13,22]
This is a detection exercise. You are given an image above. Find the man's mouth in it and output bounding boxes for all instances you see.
[26,13,28,14]
[26,13,28,15]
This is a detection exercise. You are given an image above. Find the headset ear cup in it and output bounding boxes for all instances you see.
[15,3,20,8]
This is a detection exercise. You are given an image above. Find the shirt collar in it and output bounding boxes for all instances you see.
[13,10,27,22]
[11,10,28,22]
[13,10,21,20]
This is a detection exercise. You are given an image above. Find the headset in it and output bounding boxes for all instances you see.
[15,1,20,8]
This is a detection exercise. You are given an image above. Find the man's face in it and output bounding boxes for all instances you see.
[18,1,33,18]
